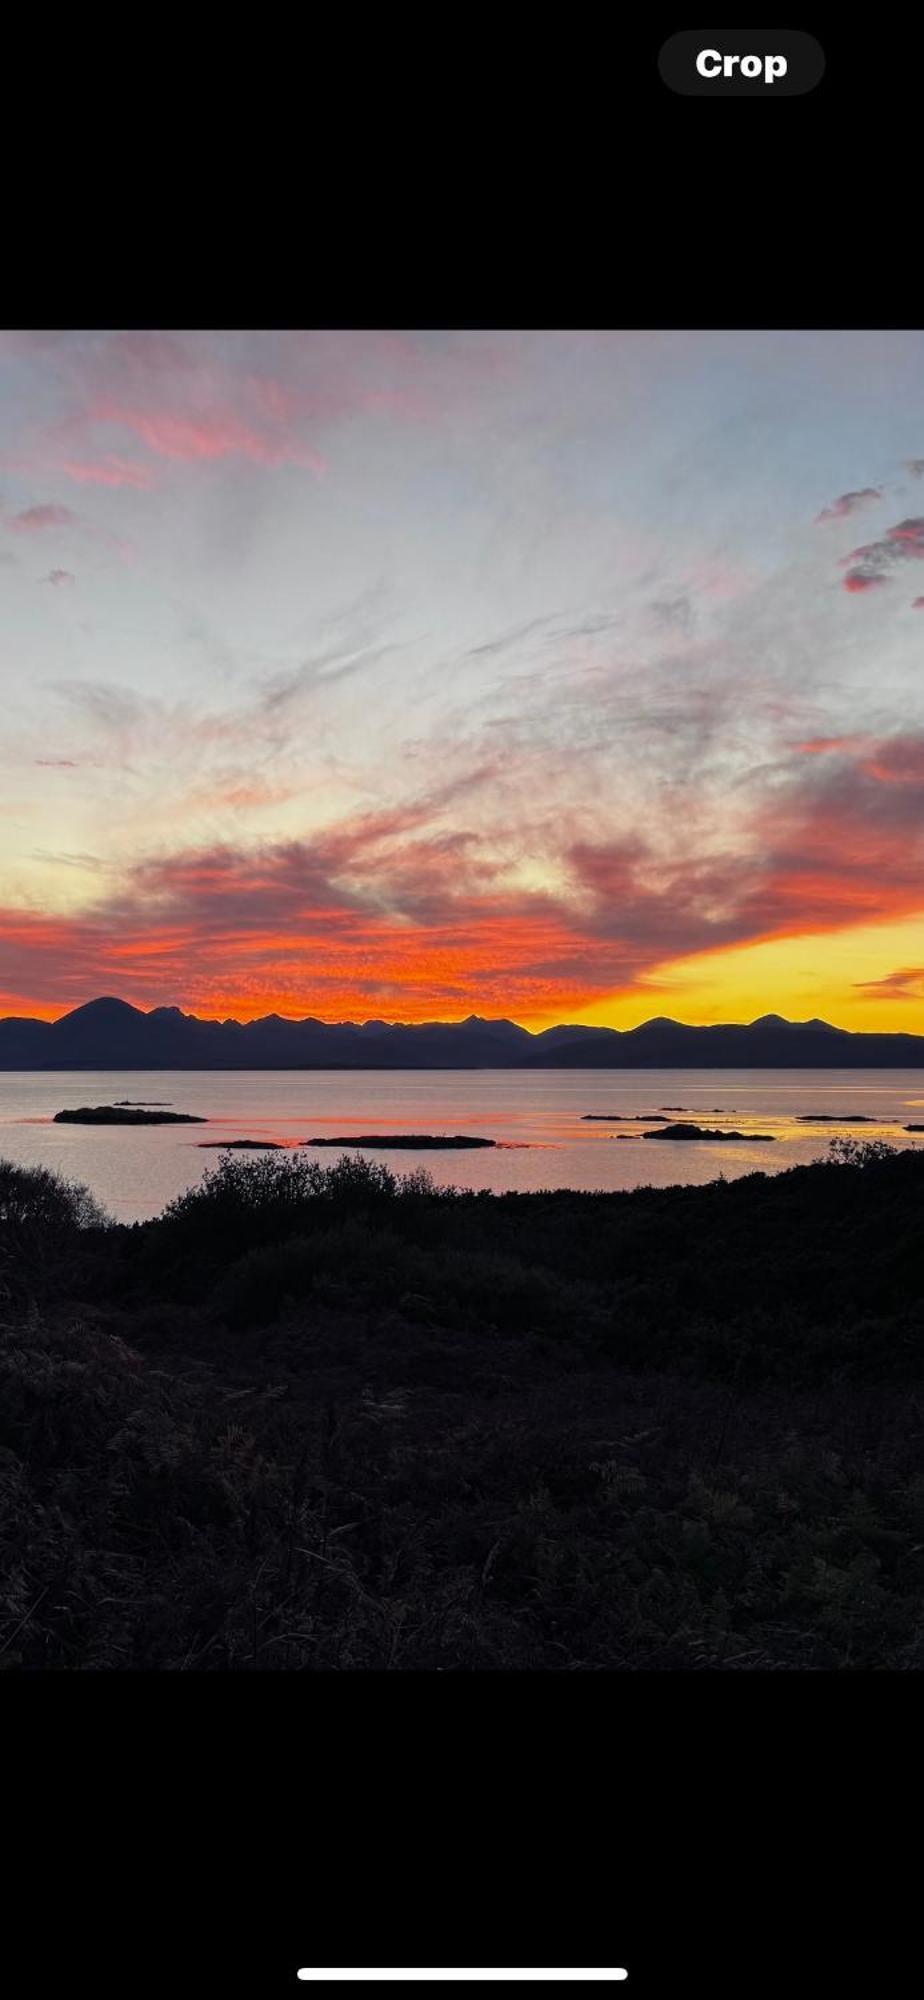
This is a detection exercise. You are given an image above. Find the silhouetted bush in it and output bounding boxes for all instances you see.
[158,1150,442,1253]
[0,1158,108,1233]
[0,1161,110,1310]
[826,1136,899,1168]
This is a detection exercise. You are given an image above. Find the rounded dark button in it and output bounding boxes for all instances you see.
[659,30,826,97]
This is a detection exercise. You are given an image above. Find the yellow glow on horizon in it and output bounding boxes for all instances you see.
[540,912,924,1035]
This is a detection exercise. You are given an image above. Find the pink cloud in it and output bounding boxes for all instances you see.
[841,516,924,593]
[4,503,76,533]
[87,397,328,473]
[7,332,513,498]
[889,519,924,550]
[816,488,881,523]
[858,738,924,786]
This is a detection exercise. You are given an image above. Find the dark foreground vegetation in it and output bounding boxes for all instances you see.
[198,1138,284,1150]
[1,1140,923,1670]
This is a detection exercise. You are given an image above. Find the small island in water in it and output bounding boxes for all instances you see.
[582,1113,670,1122]
[54,1106,207,1125]
[797,1114,876,1124]
[644,1122,776,1142]
[300,1133,496,1150]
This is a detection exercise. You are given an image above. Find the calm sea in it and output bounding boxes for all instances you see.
[2,1068,923,1224]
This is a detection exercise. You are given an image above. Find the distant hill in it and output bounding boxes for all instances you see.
[1,996,923,1067]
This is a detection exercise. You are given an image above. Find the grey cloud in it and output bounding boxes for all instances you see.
[815,488,881,523]
[47,679,148,733]
[31,849,106,872]
[257,641,403,714]
[465,612,562,659]
[650,596,694,634]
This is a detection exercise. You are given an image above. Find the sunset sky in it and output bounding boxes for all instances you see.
[1,328,922,1031]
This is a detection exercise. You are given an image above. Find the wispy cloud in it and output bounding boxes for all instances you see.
[48,678,148,735]
[59,456,157,489]
[257,642,402,714]
[31,849,105,873]
[464,613,561,660]
[854,965,924,999]
[4,331,512,504]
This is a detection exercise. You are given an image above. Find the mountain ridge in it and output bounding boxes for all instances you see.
[0,997,923,1067]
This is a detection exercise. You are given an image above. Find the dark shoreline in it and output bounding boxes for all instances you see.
[7,1059,924,1071]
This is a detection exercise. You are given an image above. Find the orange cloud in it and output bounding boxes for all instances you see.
[0,898,600,1024]
[855,965,924,1000]
[4,729,923,1025]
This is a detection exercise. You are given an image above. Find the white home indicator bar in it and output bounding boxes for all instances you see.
[297,1975,628,1985]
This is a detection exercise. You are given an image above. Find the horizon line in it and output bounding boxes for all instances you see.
[3,994,920,1037]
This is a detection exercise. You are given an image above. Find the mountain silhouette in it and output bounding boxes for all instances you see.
[1,997,923,1067]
